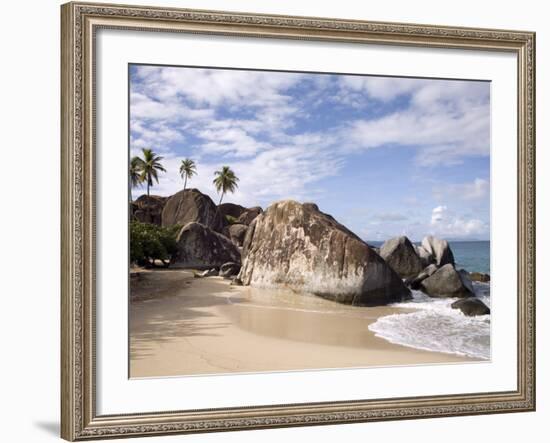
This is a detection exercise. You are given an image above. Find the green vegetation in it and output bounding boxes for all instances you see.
[225,214,238,225]
[179,158,197,191]
[213,166,239,205]
[130,221,181,267]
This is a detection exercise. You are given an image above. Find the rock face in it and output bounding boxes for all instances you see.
[451,298,490,316]
[162,189,225,232]
[458,269,475,294]
[414,245,435,267]
[131,195,168,225]
[239,200,411,306]
[218,203,246,220]
[237,206,263,225]
[406,264,438,290]
[421,236,455,267]
[227,224,248,247]
[171,222,241,268]
[470,272,490,282]
[379,236,424,278]
[420,263,474,298]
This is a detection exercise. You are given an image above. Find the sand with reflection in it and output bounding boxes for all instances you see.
[130,269,471,378]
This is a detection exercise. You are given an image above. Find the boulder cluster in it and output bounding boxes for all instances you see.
[132,189,262,284]
[379,235,490,316]
[132,190,489,314]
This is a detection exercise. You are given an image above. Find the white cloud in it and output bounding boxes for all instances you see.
[340,76,421,102]
[342,78,490,166]
[348,102,489,166]
[130,67,490,239]
[429,205,487,239]
[433,178,489,201]
[130,91,213,122]
[133,65,303,109]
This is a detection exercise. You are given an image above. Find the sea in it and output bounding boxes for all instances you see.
[368,240,491,360]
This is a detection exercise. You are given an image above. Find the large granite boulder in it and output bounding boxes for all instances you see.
[406,264,438,290]
[131,195,168,225]
[239,200,411,306]
[379,236,424,278]
[414,244,435,267]
[237,206,263,225]
[421,236,455,267]
[227,223,248,247]
[451,298,490,316]
[218,203,246,220]
[420,263,474,298]
[171,222,241,269]
[162,189,225,232]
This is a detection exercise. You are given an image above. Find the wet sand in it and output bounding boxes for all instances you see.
[130,269,472,378]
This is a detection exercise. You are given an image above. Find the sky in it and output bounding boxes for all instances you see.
[130,64,491,241]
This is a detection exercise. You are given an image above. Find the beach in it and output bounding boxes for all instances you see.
[130,269,473,378]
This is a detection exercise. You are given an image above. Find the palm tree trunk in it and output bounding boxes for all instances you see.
[146,178,151,222]
[219,192,224,205]
[183,175,187,191]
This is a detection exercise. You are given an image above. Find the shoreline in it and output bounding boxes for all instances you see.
[130,269,475,378]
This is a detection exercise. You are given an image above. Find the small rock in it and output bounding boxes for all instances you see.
[219,262,241,278]
[451,297,490,316]
[195,268,218,278]
[230,277,243,286]
[469,272,491,282]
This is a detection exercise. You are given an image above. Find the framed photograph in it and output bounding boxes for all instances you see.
[61,1,536,440]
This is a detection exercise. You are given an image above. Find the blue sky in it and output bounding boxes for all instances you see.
[130,64,490,241]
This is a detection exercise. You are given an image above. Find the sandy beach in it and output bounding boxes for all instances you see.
[129,269,473,378]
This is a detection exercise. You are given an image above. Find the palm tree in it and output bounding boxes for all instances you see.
[129,156,143,217]
[130,156,144,190]
[135,148,166,198]
[179,158,197,191]
[213,166,239,205]
[134,148,166,222]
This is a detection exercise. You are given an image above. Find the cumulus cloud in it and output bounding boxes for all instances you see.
[429,205,488,238]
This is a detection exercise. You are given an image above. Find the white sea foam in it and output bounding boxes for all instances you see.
[369,283,491,359]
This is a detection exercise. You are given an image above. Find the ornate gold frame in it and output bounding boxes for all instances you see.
[61,2,536,440]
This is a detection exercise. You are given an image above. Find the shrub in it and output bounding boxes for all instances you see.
[130,221,181,267]
[225,214,238,225]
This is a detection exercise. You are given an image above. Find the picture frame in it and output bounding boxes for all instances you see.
[61,1,536,440]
